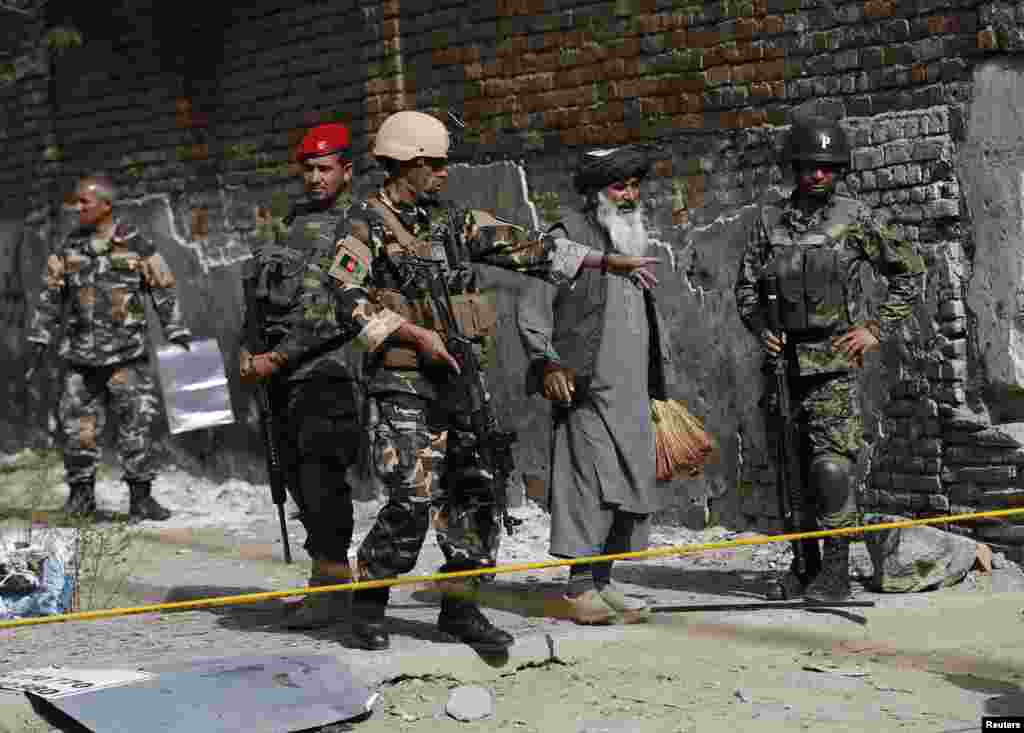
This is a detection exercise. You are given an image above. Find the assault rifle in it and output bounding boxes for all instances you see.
[407,256,522,536]
[762,274,815,590]
[245,291,293,564]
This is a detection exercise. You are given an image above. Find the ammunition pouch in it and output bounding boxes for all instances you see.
[373,287,498,370]
[253,245,306,310]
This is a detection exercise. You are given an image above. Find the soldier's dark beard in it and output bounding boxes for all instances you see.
[595,191,648,256]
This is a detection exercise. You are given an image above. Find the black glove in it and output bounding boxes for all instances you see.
[24,344,47,382]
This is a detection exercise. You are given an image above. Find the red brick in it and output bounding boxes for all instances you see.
[770,80,786,98]
[688,29,722,48]
[720,110,741,129]
[603,58,629,79]
[686,174,707,192]
[752,0,768,14]
[737,17,760,39]
[670,114,698,132]
[757,58,786,82]
[733,63,758,83]
[640,97,666,116]
[707,66,731,85]
[684,92,704,112]
[865,0,895,19]
[464,62,483,81]
[750,81,772,99]
[498,36,529,56]
[616,37,643,58]
[635,13,662,34]
[763,44,786,60]
[669,29,688,48]
[381,18,400,38]
[483,60,502,77]
[978,28,997,50]
[511,112,529,129]
[739,110,767,128]
[381,0,400,16]
[911,63,928,83]
[653,159,673,177]
[762,15,784,34]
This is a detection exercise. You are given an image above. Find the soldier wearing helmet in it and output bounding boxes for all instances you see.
[297,109,659,653]
[735,115,925,602]
[239,122,364,629]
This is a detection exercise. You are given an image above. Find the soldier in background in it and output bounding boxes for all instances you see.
[299,110,660,653]
[240,123,364,629]
[734,116,925,603]
[25,174,191,520]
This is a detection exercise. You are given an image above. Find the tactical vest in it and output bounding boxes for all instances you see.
[762,197,861,336]
[365,197,498,370]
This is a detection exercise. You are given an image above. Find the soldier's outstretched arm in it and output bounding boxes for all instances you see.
[455,209,658,288]
[851,209,926,341]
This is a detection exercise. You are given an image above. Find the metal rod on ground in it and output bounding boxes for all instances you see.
[1,506,1021,630]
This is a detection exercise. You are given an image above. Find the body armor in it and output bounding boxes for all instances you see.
[763,197,861,335]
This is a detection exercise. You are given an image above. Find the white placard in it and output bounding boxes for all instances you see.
[0,666,154,699]
[155,338,236,435]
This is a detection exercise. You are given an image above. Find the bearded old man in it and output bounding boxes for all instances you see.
[516,146,678,624]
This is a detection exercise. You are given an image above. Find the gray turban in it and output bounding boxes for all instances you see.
[573,145,652,195]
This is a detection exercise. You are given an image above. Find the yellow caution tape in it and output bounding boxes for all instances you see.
[1,506,1022,630]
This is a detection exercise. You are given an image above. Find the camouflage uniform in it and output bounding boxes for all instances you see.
[735,192,924,531]
[311,192,588,583]
[27,221,190,487]
[241,196,362,564]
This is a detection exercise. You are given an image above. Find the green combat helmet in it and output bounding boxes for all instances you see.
[785,115,850,166]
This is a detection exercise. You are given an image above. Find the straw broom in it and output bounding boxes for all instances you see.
[651,399,716,480]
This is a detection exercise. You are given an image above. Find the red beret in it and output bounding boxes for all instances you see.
[296,123,351,161]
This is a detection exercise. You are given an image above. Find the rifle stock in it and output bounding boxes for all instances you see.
[762,274,807,578]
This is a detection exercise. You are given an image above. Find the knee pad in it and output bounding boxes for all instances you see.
[807,453,854,514]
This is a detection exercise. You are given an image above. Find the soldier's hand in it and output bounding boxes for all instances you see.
[399,323,461,374]
[761,329,786,356]
[241,352,287,383]
[542,363,576,405]
[604,254,660,290]
[833,326,879,368]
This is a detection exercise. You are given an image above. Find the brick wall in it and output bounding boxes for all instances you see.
[3,1,1024,535]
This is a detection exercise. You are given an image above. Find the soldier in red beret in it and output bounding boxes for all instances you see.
[240,122,365,629]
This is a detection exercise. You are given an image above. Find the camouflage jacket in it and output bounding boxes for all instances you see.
[27,220,190,368]
[309,190,590,398]
[734,192,925,376]
[241,195,360,383]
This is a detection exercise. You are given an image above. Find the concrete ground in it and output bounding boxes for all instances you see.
[1,508,1023,733]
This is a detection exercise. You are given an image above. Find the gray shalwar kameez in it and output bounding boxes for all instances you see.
[549,272,659,557]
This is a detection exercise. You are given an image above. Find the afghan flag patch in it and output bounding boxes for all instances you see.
[329,235,372,284]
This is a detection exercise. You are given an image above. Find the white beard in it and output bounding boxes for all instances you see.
[595,190,649,256]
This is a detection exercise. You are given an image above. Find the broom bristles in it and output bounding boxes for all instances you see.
[652,399,717,481]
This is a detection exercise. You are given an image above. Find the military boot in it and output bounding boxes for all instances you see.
[438,596,514,654]
[128,480,171,521]
[63,478,97,517]
[350,586,390,651]
[283,558,352,630]
[804,537,851,604]
[765,538,822,601]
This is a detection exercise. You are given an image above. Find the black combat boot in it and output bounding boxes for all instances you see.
[63,478,97,517]
[350,587,390,650]
[765,538,822,600]
[438,596,514,654]
[128,480,172,521]
[283,558,352,630]
[804,536,851,603]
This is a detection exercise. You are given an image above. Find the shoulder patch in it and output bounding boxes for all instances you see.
[329,235,372,284]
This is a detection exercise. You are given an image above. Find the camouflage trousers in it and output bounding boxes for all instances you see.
[281,380,360,564]
[356,392,501,582]
[58,359,160,485]
[766,371,863,530]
